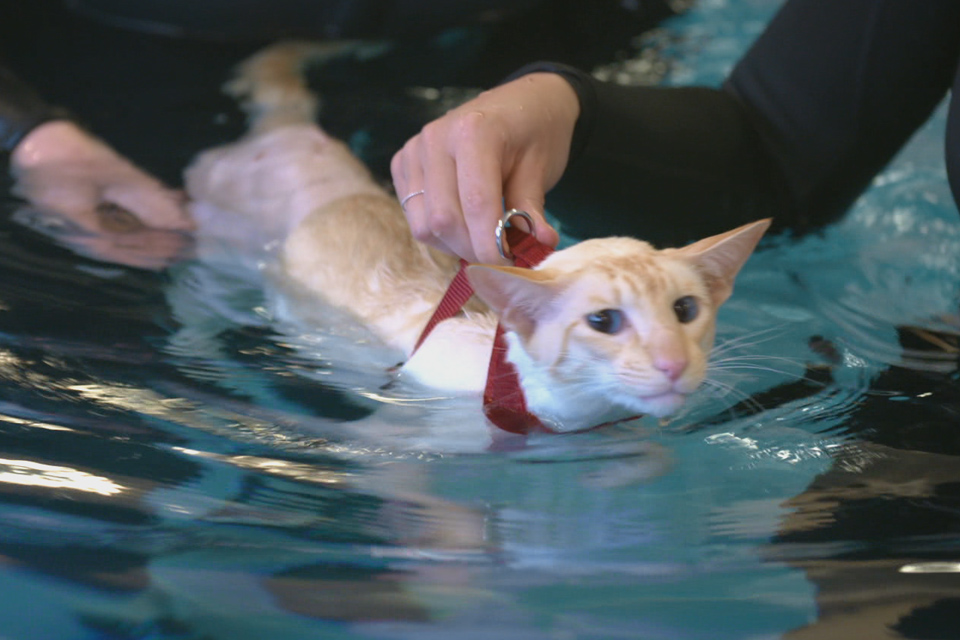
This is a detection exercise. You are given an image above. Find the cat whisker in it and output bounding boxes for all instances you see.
[708,362,809,380]
[698,378,767,415]
[711,353,806,365]
[708,349,813,377]
[555,351,611,366]
[711,323,794,356]
[559,360,659,389]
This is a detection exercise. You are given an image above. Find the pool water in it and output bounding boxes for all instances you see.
[3,1,960,638]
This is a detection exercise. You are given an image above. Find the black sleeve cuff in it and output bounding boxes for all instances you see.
[0,64,72,156]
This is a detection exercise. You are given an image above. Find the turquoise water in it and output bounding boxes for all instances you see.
[3,1,960,638]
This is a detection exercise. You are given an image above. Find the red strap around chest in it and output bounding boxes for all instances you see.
[412,227,555,436]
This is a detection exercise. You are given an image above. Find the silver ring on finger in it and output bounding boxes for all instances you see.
[400,190,426,213]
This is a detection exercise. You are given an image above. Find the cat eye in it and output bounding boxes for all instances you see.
[586,309,624,334]
[673,296,699,323]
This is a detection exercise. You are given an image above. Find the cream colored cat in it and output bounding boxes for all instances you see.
[185,42,770,434]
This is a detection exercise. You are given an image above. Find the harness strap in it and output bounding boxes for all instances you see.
[482,323,548,434]
[412,258,472,353]
[412,225,555,436]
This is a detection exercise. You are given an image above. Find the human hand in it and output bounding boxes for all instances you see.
[391,72,577,264]
[8,121,195,270]
[10,120,194,234]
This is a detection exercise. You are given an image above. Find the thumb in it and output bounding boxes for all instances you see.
[103,182,194,232]
[505,189,559,250]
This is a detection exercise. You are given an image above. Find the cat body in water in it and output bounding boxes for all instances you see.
[185,42,770,436]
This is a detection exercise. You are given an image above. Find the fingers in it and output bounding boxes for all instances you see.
[393,129,452,256]
[95,202,146,233]
[393,114,515,265]
[393,129,554,264]
[391,75,576,264]
[11,120,194,234]
[422,127,481,261]
[102,180,194,232]
[392,140,433,246]
[453,112,511,264]
[393,124,500,264]
[503,163,560,251]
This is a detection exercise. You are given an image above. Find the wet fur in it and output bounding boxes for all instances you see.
[185,42,770,432]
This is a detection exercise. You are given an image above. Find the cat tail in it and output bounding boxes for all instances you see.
[225,40,389,134]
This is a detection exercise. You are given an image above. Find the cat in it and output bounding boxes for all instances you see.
[184,41,771,436]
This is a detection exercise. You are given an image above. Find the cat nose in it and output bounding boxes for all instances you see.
[654,354,688,382]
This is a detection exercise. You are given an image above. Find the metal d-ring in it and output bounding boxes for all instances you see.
[495,209,536,260]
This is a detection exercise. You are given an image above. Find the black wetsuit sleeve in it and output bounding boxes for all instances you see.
[528,0,960,246]
[0,63,69,157]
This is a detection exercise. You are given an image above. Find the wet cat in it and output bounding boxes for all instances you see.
[185,42,770,434]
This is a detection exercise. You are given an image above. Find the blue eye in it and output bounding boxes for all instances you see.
[586,309,624,334]
[673,296,699,323]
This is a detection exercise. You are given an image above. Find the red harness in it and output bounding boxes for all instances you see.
[413,227,556,438]
[413,225,642,446]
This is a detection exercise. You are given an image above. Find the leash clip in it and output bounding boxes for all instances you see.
[495,209,536,260]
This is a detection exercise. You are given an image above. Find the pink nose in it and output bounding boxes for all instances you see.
[654,355,688,382]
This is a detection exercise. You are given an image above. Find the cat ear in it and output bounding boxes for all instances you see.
[673,218,771,306]
[465,265,560,338]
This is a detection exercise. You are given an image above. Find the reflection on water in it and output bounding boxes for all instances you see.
[2,0,960,638]
[0,457,125,495]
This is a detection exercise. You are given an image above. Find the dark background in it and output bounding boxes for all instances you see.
[0,0,678,185]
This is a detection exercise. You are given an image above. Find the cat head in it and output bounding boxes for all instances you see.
[466,219,770,424]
